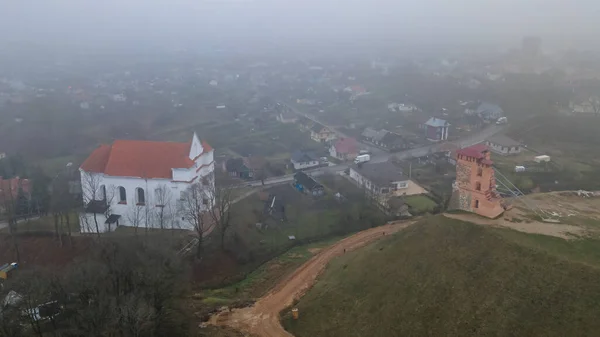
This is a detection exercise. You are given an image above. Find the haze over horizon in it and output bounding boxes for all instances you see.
[1,0,599,52]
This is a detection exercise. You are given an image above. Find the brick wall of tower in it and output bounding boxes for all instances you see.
[449,149,505,218]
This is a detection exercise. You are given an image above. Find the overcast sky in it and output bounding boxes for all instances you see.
[1,0,598,50]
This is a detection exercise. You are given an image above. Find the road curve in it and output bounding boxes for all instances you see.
[208,220,414,337]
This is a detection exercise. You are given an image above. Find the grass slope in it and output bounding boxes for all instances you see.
[284,216,600,337]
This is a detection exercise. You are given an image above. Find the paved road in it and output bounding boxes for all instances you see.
[235,123,505,189]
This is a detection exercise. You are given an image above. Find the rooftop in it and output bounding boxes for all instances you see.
[456,144,489,160]
[294,172,322,190]
[310,122,328,133]
[80,138,213,179]
[334,137,358,154]
[486,134,521,147]
[291,150,319,163]
[352,161,407,187]
[424,117,449,128]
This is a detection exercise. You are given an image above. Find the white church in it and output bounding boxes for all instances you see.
[79,133,214,233]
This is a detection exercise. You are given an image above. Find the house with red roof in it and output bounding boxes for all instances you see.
[78,133,214,233]
[329,137,359,161]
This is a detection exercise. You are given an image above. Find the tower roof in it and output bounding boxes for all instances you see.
[457,144,489,159]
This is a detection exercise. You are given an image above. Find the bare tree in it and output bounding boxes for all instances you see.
[153,184,175,231]
[80,172,104,237]
[208,184,234,251]
[126,202,145,236]
[255,167,267,186]
[50,175,75,246]
[179,183,212,258]
[80,172,116,237]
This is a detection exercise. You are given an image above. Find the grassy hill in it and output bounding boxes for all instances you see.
[283,216,600,337]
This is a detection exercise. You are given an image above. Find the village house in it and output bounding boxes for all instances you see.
[222,158,252,179]
[388,103,419,113]
[296,98,317,106]
[485,134,522,155]
[423,117,450,141]
[569,96,599,114]
[293,172,325,196]
[466,102,504,121]
[290,151,321,170]
[348,162,425,204]
[362,128,412,152]
[79,133,214,233]
[297,116,315,132]
[276,110,298,124]
[329,137,359,161]
[310,122,337,143]
[244,156,268,176]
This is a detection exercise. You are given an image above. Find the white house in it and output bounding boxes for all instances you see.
[349,162,410,197]
[485,134,522,156]
[290,151,321,170]
[112,93,127,102]
[348,162,426,207]
[79,133,215,233]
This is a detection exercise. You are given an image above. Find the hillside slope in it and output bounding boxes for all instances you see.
[284,216,600,337]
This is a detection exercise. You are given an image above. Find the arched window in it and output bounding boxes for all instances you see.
[475,182,481,191]
[477,167,483,177]
[118,186,127,204]
[136,188,145,205]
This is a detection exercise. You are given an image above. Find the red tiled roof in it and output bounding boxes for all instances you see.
[456,143,488,159]
[80,139,213,179]
[80,144,112,173]
[334,137,358,154]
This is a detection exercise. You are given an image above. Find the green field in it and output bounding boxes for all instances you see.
[404,195,437,214]
[283,216,600,337]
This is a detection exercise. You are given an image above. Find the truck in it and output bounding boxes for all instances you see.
[354,154,371,164]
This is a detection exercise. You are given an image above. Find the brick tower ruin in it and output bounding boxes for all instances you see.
[449,144,505,218]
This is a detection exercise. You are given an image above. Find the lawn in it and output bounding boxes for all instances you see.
[404,195,438,214]
[283,215,600,337]
[193,180,387,287]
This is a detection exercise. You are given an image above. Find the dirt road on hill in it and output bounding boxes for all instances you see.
[208,220,414,337]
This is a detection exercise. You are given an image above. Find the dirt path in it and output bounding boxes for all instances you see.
[208,220,414,337]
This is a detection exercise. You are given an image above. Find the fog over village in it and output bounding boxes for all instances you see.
[1,1,600,336]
